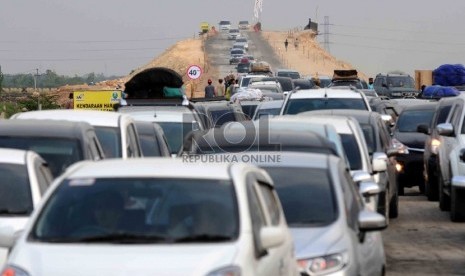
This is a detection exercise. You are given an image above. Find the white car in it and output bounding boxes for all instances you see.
[118,105,204,155]
[11,110,142,159]
[219,20,231,31]
[222,152,387,276]
[235,37,249,51]
[280,88,372,115]
[0,148,53,267]
[228,29,241,40]
[0,158,298,276]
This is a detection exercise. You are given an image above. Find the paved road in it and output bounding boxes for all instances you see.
[204,31,283,79]
[384,187,465,275]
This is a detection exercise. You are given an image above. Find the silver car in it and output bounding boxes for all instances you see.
[217,152,387,276]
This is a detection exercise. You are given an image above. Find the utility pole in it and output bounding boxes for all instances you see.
[323,16,330,53]
[33,68,41,110]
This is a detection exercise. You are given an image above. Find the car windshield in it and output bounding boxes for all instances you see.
[284,98,367,115]
[387,76,415,88]
[360,124,376,155]
[263,167,337,226]
[229,29,239,33]
[239,21,248,24]
[0,137,82,177]
[31,178,238,243]
[94,126,121,158]
[397,110,435,132]
[219,21,230,25]
[237,63,250,73]
[157,122,198,154]
[231,50,244,55]
[340,134,362,170]
[236,38,247,43]
[210,110,237,127]
[0,163,33,215]
[138,134,162,157]
[255,108,281,119]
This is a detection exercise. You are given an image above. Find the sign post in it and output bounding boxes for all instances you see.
[187,65,202,80]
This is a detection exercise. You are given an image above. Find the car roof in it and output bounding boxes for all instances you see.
[399,103,438,111]
[215,151,335,169]
[295,114,355,134]
[276,69,299,73]
[65,158,235,180]
[0,119,92,138]
[187,126,337,154]
[0,148,27,164]
[12,110,127,128]
[256,100,284,109]
[120,106,196,123]
[289,88,364,99]
[305,109,379,125]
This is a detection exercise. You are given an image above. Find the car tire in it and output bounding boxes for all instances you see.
[450,186,465,222]
[389,189,399,218]
[425,170,439,201]
[439,173,451,211]
[398,180,404,196]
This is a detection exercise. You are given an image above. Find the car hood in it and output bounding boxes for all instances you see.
[10,243,238,276]
[291,223,346,259]
[394,132,427,149]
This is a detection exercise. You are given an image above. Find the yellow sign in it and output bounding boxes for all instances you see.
[73,90,122,111]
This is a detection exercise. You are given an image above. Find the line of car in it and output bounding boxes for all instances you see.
[0,70,458,275]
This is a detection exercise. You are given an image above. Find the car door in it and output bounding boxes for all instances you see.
[339,165,385,276]
[246,173,288,276]
[442,101,464,187]
[378,118,397,197]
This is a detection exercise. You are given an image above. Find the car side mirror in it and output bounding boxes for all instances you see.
[417,124,430,135]
[0,226,21,249]
[352,171,372,184]
[358,209,387,232]
[437,123,454,136]
[359,181,381,198]
[372,152,388,172]
[260,226,285,250]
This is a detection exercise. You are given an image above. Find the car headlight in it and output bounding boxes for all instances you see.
[431,138,441,155]
[392,138,409,155]
[1,265,30,276]
[298,252,349,275]
[206,265,241,276]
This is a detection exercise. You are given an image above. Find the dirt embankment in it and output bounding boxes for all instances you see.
[263,30,367,80]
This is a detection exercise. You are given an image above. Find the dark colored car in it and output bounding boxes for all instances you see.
[0,119,104,177]
[193,101,247,129]
[374,73,419,98]
[134,121,171,157]
[418,97,454,201]
[181,124,338,156]
[393,103,437,194]
[292,79,313,90]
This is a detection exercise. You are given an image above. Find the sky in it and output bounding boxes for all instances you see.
[1,0,465,77]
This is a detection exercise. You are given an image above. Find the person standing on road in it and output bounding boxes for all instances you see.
[204,79,216,98]
[284,39,289,52]
[216,79,225,97]
[368,78,374,89]
[64,92,74,109]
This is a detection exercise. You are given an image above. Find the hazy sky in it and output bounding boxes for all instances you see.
[1,0,465,77]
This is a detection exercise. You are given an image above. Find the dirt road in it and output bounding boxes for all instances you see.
[384,187,465,275]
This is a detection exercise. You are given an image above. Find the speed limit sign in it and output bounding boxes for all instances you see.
[187,65,202,80]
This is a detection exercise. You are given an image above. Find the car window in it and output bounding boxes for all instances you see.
[386,76,415,88]
[435,104,452,126]
[340,134,363,170]
[360,124,376,155]
[157,122,196,154]
[263,166,337,226]
[246,175,267,258]
[126,124,141,158]
[32,178,238,243]
[338,164,363,230]
[0,137,83,178]
[397,110,435,132]
[257,183,281,226]
[284,98,368,115]
[0,163,33,215]
[138,134,162,157]
[35,159,52,195]
[378,120,391,150]
[94,126,121,158]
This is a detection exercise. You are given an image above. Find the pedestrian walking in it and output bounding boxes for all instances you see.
[368,78,374,90]
[284,39,289,52]
[294,38,299,50]
[204,79,216,98]
[64,92,74,109]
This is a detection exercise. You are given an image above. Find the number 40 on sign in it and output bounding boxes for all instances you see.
[187,65,202,80]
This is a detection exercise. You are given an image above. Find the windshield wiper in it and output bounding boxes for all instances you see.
[44,233,169,244]
[0,209,30,215]
[173,234,233,243]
